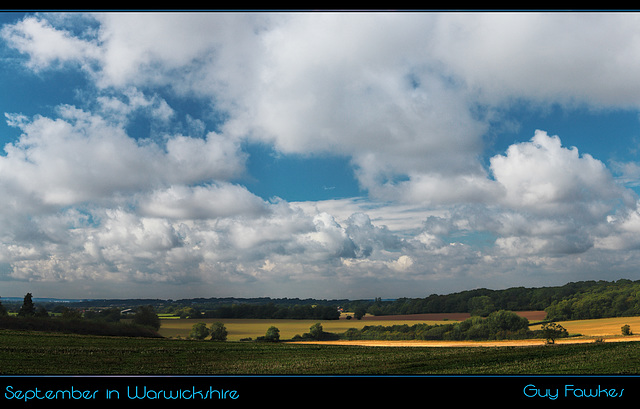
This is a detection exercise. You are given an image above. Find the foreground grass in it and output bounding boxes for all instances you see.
[3,330,640,375]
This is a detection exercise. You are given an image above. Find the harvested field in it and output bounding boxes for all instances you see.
[513,310,548,321]
[535,315,640,337]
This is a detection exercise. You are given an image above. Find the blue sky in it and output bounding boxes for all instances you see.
[2,11,640,300]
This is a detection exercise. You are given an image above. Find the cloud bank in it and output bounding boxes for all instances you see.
[1,12,640,299]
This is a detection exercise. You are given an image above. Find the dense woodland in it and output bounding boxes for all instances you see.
[352,279,640,321]
[201,303,341,320]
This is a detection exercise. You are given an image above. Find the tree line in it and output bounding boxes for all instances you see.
[340,310,569,343]
[341,310,531,341]
[0,293,162,338]
[18,296,346,321]
[201,303,341,320]
[56,296,348,311]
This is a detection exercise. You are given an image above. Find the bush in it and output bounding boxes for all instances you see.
[257,326,280,342]
[296,323,341,341]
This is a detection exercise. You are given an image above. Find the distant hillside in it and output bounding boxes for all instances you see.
[53,296,351,310]
[361,279,640,321]
[3,279,640,321]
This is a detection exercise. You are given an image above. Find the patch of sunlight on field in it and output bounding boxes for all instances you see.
[158,318,453,341]
[531,316,640,338]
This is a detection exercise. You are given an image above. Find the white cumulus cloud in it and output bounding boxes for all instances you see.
[2,12,640,298]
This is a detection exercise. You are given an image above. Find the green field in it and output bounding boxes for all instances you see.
[2,329,640,374]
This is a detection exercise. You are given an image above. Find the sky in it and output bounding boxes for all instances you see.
[3,11,640,300]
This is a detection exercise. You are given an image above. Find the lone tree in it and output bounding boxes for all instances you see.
[17,293,36,317]
[209,322,228,341]
[622,324,633,336]
[541,322,568,344]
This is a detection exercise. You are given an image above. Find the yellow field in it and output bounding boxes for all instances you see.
[158,314,640,344]
[539,316,640,338]
[158,317,449,341]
